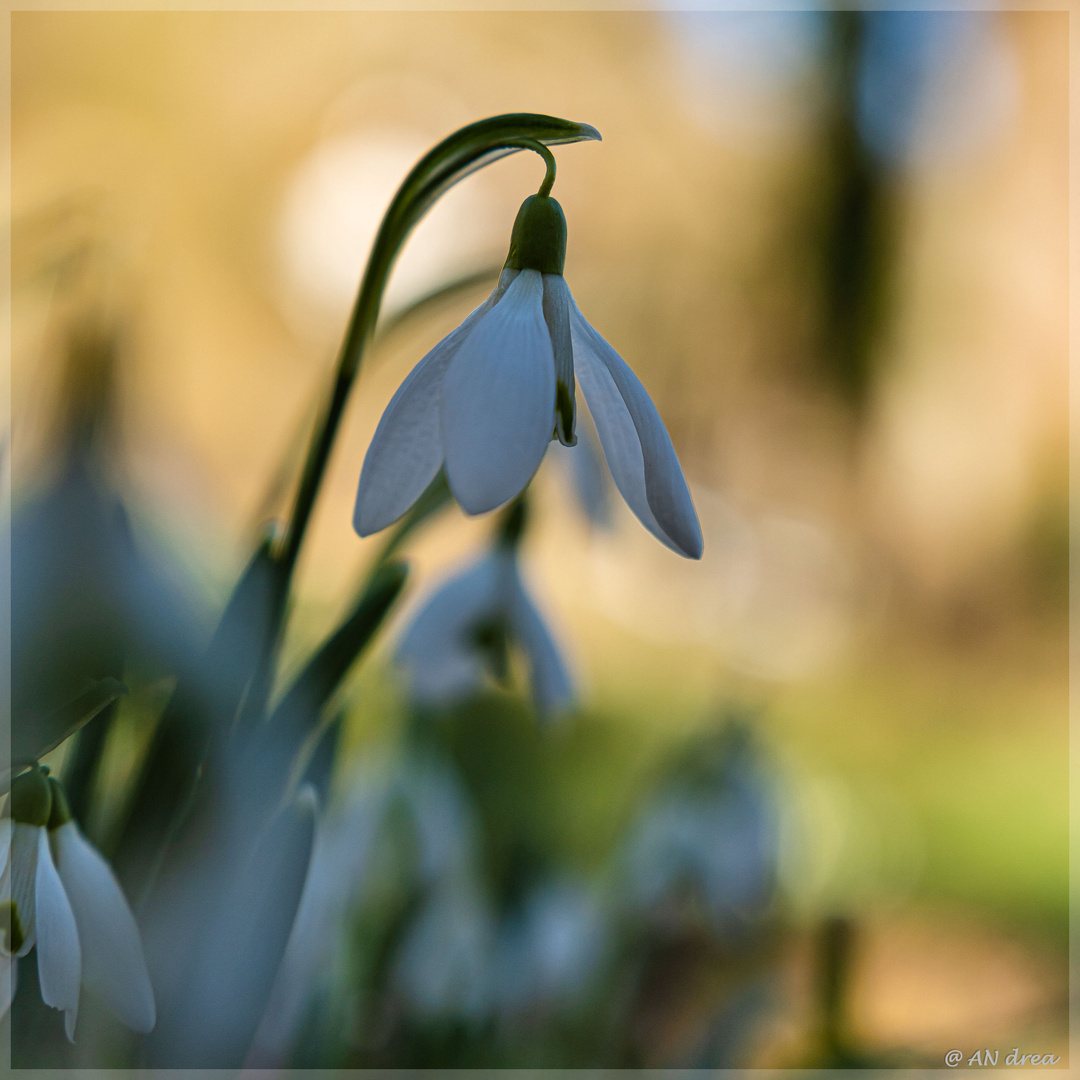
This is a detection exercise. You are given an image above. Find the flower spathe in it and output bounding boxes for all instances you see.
[353,194,703,560]
[1,769,154,1039]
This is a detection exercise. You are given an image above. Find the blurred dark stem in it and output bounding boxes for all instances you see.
[495,492,529,550]
[253,559,410,808]
[818,914,855,1063]
[817,10,893,411]
[111,538,282,895]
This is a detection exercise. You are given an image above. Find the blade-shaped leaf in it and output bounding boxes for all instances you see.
[145,786,317,1067]
[110,539,283,890]
[5,677,127,792]
[262,560,409,776]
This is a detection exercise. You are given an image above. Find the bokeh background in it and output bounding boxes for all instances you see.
[8,8,1068,1067]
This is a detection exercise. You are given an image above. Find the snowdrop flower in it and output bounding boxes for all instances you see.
[354,192,703,559]
[622,726,778,929]
[1,768,155,1039]
[490,877,607,1014]
[396,508,573,716]
[393,874,497,1021]
[2,767,81,1038]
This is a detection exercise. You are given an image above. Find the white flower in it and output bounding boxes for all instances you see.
[1,770,154,1040]
[393,874,496,1021]
[353,194,703,560]
[1,810,81,1039]
[396,546,573,717]
[489,878,606,1014]
[622,728,777,928]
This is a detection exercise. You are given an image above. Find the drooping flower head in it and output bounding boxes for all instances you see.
[2,767,81,1039]
[354,165,703,560]
[395,498,574,718]
[1,767,155,1040]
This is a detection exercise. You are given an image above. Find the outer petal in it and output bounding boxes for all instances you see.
[570,301,703,559]
[504,561,574,717]
[442,269,556,514]
[33,826,80,1041]
[52,822,155,1033]
[396,556,502,705]
[354,270,519,536]
[7,822,40,957]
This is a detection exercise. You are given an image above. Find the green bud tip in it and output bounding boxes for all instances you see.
[46,778,72,831]
[504,195,567,276]
[9,767,53,828]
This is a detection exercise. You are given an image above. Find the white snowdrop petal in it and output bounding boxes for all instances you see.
[396,556,501,705]
[0,818,11,872]
[352,350,448,536]
[572,327,668,548]
[53,822,155,1033]
[354,317,477,536]
[506,565,574,717]
[570,304,703,559]
[354,271,519,536]
[442,269,556,514]
[8,823,40,957]
[33,826,80,1041]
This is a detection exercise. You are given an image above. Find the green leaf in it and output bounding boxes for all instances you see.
[5,676,127,793]
[268,559,409,758]
[109,537,283,886]
[146,786,317,1067]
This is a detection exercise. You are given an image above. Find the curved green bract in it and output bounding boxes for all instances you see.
[358,115,598,346]
[279,114,600,577]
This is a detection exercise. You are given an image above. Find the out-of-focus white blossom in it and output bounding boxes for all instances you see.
[622,728,779,928]
[393,874,497,1021]
[490,878,607,1014]
[396,547,574,718]
[1,770,154,1041]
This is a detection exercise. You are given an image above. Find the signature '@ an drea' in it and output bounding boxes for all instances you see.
[946,1049,1063,1067]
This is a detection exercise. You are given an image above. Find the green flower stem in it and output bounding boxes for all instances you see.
[505,138,557,197]
[276,114,600,589]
